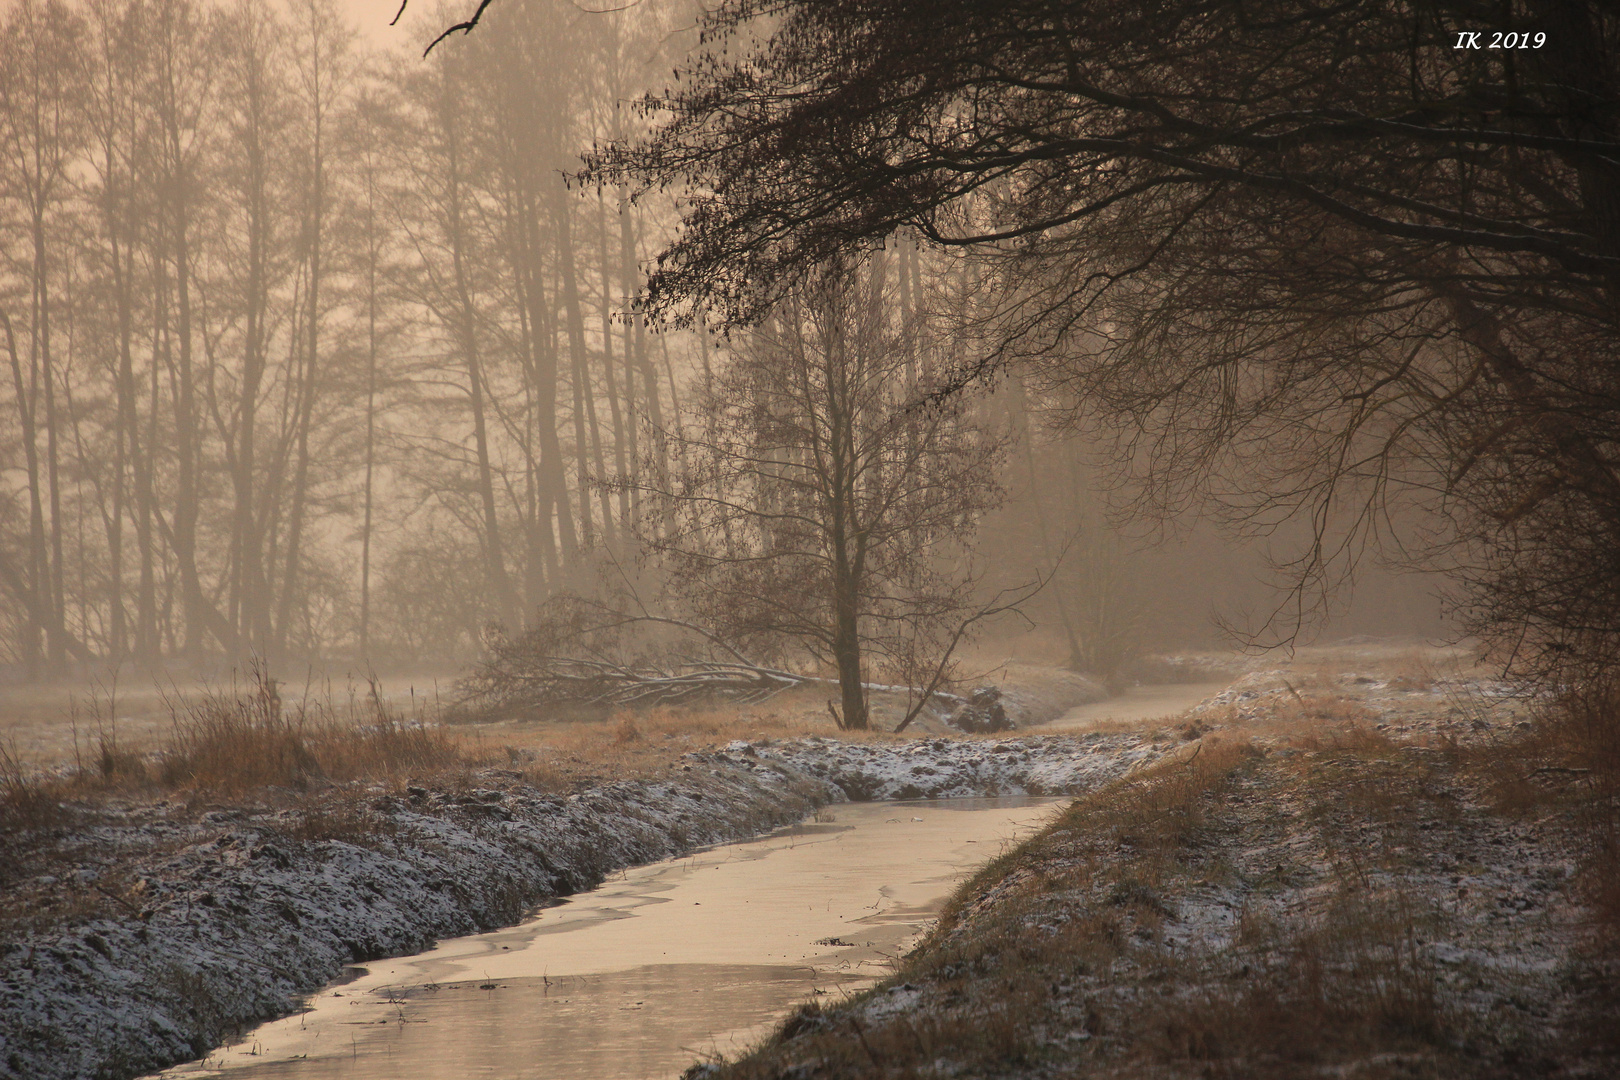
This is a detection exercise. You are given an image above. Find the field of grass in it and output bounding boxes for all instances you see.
[0,658,1108,946]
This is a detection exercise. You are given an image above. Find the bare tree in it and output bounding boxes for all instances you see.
[644,254,1009,729]
[0,0,88,675]
[208,0,291,659]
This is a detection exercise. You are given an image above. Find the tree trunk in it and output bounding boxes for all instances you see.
[108,175,137,664]
[1,310,47,677]
[359,155,380,663]
[596,189,630,534]
[232,30,273,657]
[440,65,514,624]
[518,187,576,583]
[826,321,868,731]
[37,215,67,671]
[831,581,869,730]
[554,183,596,552]
[136,285,160,662]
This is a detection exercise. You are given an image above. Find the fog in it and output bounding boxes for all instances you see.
[0,0,1445,704]
[8,7,1612,1078]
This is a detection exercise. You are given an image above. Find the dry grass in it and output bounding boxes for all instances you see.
[4,658,1106,814]
[709,740,1270,1080]
[0,666,469,839]
[1447,676,1620,1045]
[708,699,1588,1080]
[0,668,942,836]
[1285,645,1482,689]
[0,737,69,830]
[691,652,1604,1078]
[1442,677,1619,918]
[155,670,463,795]
[1134,891,1448,1076]
[473,688,941,791]
[934,737,1262,939]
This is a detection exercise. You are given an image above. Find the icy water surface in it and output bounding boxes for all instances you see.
[156,797,1059,1080]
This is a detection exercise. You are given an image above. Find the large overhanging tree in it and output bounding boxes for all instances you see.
[567,0,1620,682]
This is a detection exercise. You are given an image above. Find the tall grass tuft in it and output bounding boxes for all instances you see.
[0,738,65,831]
[1546,679,1620,955]
[156,662,463,795]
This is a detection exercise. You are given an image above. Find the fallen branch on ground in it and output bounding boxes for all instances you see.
[459,647,965,717]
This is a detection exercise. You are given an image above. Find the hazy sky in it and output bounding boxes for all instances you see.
[339,0,441,47]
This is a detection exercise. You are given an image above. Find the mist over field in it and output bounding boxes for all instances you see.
[0,0,1457,712]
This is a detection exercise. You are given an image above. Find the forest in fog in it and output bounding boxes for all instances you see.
[0,0,731,676]
[4,7,1616,1077]
[0,0,1458,688]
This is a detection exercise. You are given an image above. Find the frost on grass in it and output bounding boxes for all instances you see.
[0,763,834,1080]
[723,733,1157,801]
[710,668,1616,1080]
[0,731,1148,1080]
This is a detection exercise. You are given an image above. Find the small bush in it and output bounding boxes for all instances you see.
[612,715,643,745]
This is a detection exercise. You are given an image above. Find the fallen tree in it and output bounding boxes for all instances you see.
[453,596,974,724]
[460,652,970,713]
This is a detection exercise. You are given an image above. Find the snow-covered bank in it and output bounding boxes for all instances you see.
[0,732,1159,1080]
[711,731,1159,800]
[0,764,835,1080]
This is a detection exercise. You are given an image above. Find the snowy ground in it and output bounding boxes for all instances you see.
[722,732,1159,800]
[0,724,1159,1080]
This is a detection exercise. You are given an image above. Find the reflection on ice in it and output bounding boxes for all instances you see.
[158,798,1059,1080]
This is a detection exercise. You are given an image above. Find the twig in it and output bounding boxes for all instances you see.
[93,884,142,917]
[423,0,495,55]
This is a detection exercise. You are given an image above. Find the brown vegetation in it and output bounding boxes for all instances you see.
[0,668,467,839]
[0,737,65,830]
[0,669,774,940]
[155,671,464,795]
[0,663,950,838]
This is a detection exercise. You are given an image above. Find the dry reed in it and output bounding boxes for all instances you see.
[155,665,463,794]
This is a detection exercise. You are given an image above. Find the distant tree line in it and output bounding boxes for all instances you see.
[9,0,1468,700]
[0,0,699,676]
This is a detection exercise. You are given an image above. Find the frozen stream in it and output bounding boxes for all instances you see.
[154,797,1060,1080]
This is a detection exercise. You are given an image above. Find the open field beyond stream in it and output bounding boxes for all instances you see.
[2,647,1617,1080]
